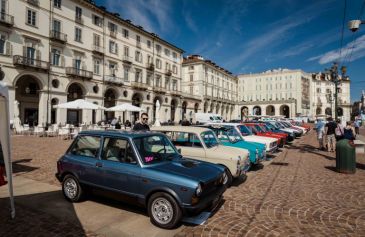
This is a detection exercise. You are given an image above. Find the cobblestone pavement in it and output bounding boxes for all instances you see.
[2,131,365,236]
[10,135,72,186]
[176,130,365,237]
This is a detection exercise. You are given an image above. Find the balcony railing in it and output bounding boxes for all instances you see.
[170,90,181,96]
[66,67,93,79]
[92,45,104,54]
[110,31,117,38]
[131,81,148,90]
[75,16,83,24]
[0,13,14,26]
[104,75,124,85]
[13,55,49,71]
[50,30,67,43]
[153,86,166,94]
[146,63,155,71]
[122,55,133,64]
[165,69,172,76]
[26,0,39,6]
[136,41,141,48]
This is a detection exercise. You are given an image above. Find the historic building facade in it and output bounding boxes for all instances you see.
[237,69,312,118]
[0,0,184,125]
[181,55,238,121]
[311,72,351,122]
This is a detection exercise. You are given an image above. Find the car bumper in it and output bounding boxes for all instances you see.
[267,146,278,153]
[55,172,62,182]
[182,185,226,215]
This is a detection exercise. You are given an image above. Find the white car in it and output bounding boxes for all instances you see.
[268,121,302,136]
[195,113,223,124]
[281,121,307,134]
[209,123,278,153]
[150,126,250,185]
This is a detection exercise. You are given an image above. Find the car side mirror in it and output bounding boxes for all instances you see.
[177,148,182,154]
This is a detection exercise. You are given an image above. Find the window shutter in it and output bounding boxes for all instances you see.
[5,41,11,56]
[23,45,26,57]
[115,43,118,54]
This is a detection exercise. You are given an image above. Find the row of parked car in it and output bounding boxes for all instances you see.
[55,120,309,229]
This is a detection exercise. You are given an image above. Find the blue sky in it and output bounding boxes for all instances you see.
[96,0,365,101]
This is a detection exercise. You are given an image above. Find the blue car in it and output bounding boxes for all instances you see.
[56,130,227,229]
[198,125,266,166]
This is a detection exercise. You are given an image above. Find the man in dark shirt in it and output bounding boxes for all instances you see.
[132,113,150,131]
[325,117,337,152]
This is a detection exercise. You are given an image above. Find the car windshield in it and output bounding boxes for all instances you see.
[263,124,272,131]
[133,135,181,164]
[214,128,241,143]
[200,131,219,148]
[237,125,253,136]
[254,125,264,132]
[275,122,285,128]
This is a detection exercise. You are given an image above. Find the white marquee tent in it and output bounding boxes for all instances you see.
[105,103,145,112]
[0,82,15,218]
[54,99,105,110]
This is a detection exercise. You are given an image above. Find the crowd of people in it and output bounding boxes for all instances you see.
[315,117,360,152]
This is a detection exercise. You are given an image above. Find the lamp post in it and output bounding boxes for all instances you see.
[324,62,347,120]
[326,93,334,117]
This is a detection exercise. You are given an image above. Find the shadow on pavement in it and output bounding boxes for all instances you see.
[0,191,87,236]
[356,162,365,170]
[12,159,39,174]
[231,175,247,187]
[324,166,338,173]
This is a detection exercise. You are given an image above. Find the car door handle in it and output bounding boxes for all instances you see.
[96,162,103,167]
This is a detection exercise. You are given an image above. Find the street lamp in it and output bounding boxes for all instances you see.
[324,62,347,120]
[326,93,334,116]
[348,19,365,32]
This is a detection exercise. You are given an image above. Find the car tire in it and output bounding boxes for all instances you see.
[148,192,182,229]
[225,168,233,187]
[62,174,84,202]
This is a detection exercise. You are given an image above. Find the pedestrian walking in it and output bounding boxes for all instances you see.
[132,113,150,131]
[324,117,337,152]
[335,119,344,141]
[344,121,356,140]
[354,119,360,135]
[315,118,325,150]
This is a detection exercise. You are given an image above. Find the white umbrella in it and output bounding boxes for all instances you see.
[54,99,105,110]
[106,103,144,112]
[0,82,15,219]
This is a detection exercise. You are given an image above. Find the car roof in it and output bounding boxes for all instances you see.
[79,130,163,138]
[150,126,211,133]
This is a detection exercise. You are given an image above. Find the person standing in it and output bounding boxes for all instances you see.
[324,117,337,152]
[335,119,344,141]
[344,121,356,140]
[315,119,325,150]
[132,113,150,131]
[354,119,360,135]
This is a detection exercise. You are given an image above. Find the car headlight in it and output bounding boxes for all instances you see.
[222,172,228,185]
[195,183,202,196]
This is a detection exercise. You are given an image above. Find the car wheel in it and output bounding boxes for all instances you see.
[225,168,233,187]
[148,192,182,229]
[62,174,84,202]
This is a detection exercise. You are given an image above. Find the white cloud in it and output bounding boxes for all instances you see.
[223,0,335,70]
[310,34,365,64]
[183,10,199,33]
[105,0,173,33]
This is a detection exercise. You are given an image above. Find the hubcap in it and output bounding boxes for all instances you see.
[64,178,77,199]
[151,197,173,225]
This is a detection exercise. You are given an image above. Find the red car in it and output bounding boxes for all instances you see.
[244,123,286,147]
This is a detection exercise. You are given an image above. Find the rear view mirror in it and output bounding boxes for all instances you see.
[177,148,182,154]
